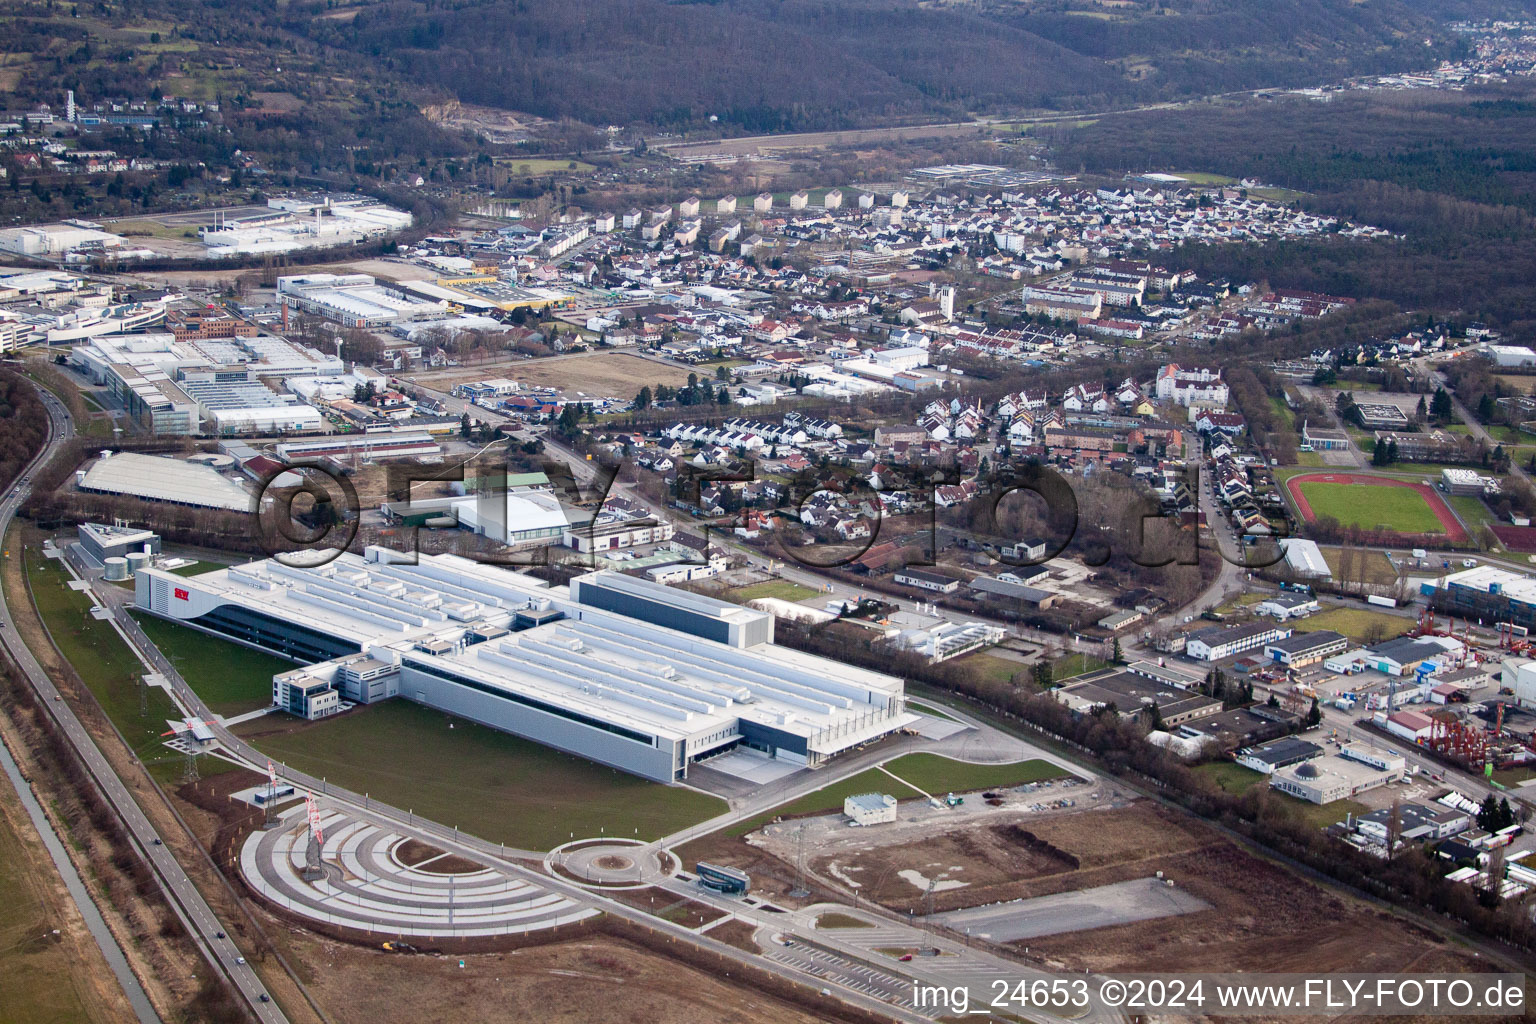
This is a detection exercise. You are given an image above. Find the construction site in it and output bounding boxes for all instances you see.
[683,772,1495,976]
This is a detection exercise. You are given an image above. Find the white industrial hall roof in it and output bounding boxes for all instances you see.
[80,452,254,512]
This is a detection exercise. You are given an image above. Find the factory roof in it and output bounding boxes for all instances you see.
[80,453,253,512]
[140,551,906,753]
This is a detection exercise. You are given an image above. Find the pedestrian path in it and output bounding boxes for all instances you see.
[240,807,597,937]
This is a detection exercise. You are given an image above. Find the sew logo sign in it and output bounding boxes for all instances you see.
[173,587,189,601]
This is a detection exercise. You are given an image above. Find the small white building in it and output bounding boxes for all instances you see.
[1254,592,1320,621]
[844,792,898,826]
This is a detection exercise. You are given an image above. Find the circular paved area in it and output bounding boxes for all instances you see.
[547,838,674,888]
[240,807,597,937]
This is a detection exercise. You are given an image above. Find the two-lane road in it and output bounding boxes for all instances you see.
[0,384,290,1023]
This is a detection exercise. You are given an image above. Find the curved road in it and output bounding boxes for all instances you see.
[0,385,289,1022]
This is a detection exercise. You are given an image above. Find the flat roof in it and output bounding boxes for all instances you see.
[142,551,904,753]
[1266,630,1346,654]
[80,453,253,512]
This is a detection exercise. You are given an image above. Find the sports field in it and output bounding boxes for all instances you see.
[1286,472,1465,540]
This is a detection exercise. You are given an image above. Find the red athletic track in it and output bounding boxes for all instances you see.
[1284,471,1467,542]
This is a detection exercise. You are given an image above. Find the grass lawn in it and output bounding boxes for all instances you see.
[1171,170,1238,185]
[729,580,819,603]
[728,755,1067,836]
[907,699,958,722]
[1248,186,1309,203]
[1490,766,1536,788]
[1050,652,1108,679]
[1320,547,1401,587]
[1297,481,1444,534]
[882,753,1070,794]
[1294,450,1326,467]
[495,157,596,174]
[168,561,223,577]
[816,912,874,929]
[0,771,108,1024]
[1268,395,1295,430]
[1276,794,1366,832]
[129,612,291,716]
[245,700,725,850]
[21,544,179,763]
[1447,495,1497,532]
[1195,761,1265,795]
[955,651,1025,686]
[1304,606,1411,644]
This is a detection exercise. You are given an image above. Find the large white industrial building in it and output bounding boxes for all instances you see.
[198,196,413,257]
[277,274,448,329]
[69,331,337,434]
[136,551,913,782]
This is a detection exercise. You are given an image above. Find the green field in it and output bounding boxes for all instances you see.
[245,700,726,850]
[1278,794,1367,831]
[730,755,1070,836]
[1321,547,1401,587]
[1050,652,1108,679]
[956,652,1025,686]
[168,561,223,577]
[21,542,179,763]
[1195,761,1265,794]
[884,753,1070,794]
[497,158,596,174]
[1447,495,1497,533]
[130,612,291,715]
[1171,171,1239,185]
[729,580,819,603]
[907,699,958,722]
[1304,606,1410,643]
[1297,481,1444,534]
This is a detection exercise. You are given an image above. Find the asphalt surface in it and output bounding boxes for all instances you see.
[0,707,159,1024]
[0,386,290,1023]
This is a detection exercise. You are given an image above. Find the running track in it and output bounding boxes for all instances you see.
[1284,472,1468,542]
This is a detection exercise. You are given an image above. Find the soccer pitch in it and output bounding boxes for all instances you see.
[1296,481,1444,534]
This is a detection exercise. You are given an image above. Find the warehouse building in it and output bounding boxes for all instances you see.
[277,274,448,328]
[1263,630,1348,668]
[1424,565,1536,632]
[1234,736,1323,774]
[892,568,962,594]
[1053,671,1221,727]
[1254,592,1319,621]
[1278,538,1332,580]
[1186,622,1292,661]
[79,452,254,512]
[136,552,910,781]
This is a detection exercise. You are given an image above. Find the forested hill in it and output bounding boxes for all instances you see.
[295,0,1449,132]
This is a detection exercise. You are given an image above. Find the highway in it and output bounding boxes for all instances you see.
[0,698,158,1024]
[0,385,290,1023]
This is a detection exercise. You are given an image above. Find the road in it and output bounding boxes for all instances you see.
[1415,356,1536,493]
[0,385,290,1022]
[70,497,1104,1024]
[0,702,158,1024]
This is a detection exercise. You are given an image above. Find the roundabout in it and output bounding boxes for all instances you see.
[547,838,677,888]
